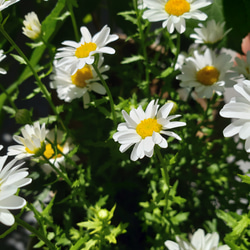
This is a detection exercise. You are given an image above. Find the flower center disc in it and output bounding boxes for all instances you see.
[136,118,162,139]
[196,65,220,86]
[71,65,93,88]
[44,143,64,159]
[165,0,191,16]
[75,42,97,58]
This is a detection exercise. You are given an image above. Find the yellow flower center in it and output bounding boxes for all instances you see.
[75,42,97,58]
[196,66,220,86]
[165,0,191,16]
[136,118,162,139]
[43,143,64,159]
[71,65,93,88]
[25,142,45,156]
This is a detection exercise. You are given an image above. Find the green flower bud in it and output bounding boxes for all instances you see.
[167,100,178,115]
[97,209,109,221]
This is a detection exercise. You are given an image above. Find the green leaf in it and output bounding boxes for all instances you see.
[232,215,250,236]
[216,210,238,228]
[10,54,27,65]
[121,55,144,64]
[238,174,250,184]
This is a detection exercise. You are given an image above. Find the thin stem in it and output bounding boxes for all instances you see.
[0,24,66,131]
[15,216,56,250]
[92,62,117,127]
[173,33,181,69]
[67,1,80,42]
[0,83,18,111]
[42,155,72,186]
[135,1,150,97]
[67,1,80,41]
[155,146,170,214]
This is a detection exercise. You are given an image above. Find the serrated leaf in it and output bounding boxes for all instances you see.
[232,215,250,236]
[216,210,238,228]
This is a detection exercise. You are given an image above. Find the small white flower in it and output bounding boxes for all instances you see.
[0,148,32,226]
[220,80,250,153]
[165,228,230,250]
[7,122,47,159]
[142,0,212,34]
[41,129,78,174]
[55,25,118,75]
[0,0,19,11]
[177,48,235,98]
[50,56,108,108]
[22,12,41,40]
[233,51,250,80]
[113,100,186,161]
[190,19,231,44]
[0,49,6,74]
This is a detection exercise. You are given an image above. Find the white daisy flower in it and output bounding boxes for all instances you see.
[50,56,108,108]
[165,228,230,250]
[54,25,119,75]
[0,0,19,11]
[142,0,212,34]
[233,51,250,80]
[22,12,41,40]
[113,100,186,161]
[41,129,78,174]
[190,19,231,44]
[177,48,235,98]
[7,121,47,159]
[0,148,32,226]
[219,80,250,153]
[0,49,7,74]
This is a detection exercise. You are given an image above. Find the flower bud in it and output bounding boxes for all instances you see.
[97,209,109,221]
[22,12,41,40]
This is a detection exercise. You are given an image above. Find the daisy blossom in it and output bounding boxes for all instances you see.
[22,12,41,40]
[0,49,6,74]
[0,147,32,226]
[50,56,108,108]
[41,129,78,174]
[8,121,47,159]
[54,25,118,75]
[190,19,231,44]
[113,100,186,161]
[165,228,230,250]
[219,80,250,153]
[177,48,235,98]
[142,0,212,34]
[0,0,19,11]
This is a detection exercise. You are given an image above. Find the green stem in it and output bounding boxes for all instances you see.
[0,24,66,131]
[173,33,181,69]
[155,146,170,213]
[15,216,56,250]
[0,83,18,111]
[42,155,72,186]
[134,0,150,97]
[67,1,80,41]
[92,62,117,127]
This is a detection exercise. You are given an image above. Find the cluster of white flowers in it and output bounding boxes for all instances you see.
[51,25,119,108]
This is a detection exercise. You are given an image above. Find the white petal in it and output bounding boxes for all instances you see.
[164,240,180,250]
[0,209,15,226]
